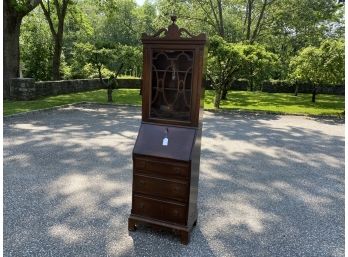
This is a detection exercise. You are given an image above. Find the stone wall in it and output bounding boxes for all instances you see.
[10,78,36,101]
[10,78,141,100]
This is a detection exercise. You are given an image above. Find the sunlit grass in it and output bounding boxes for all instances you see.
[3,89,141,116]
[3,89,344,116]
[204,90,344,116]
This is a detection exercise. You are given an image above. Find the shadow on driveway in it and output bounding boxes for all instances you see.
[3,104,344,257]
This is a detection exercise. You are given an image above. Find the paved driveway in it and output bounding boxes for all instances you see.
[4,104,344,257]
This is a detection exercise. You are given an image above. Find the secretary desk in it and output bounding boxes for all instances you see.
[128,16,207,245]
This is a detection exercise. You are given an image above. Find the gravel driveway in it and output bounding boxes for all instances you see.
[4,104,344,257]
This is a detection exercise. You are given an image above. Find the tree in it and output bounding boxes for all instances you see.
[91,48,124,102]
[193,0,225,37]
[135,0,157,36]
[263,0,344,68]
[20,10,53,80]
[243,0,276,43]
[240,44,279,91]
[289,39,344,102]
[40,0,71,80]
[155,0,225,39]
[96,0,139,46]
[207,36,245,108]
[319,40,344,86]
[98,63,124,103]
[4,0,40,99]
[62,0,95,63]
[16,0,344,87]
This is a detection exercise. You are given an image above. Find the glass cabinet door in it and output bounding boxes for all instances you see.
[150,49,194,122]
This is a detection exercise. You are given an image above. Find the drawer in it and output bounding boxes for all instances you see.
[133,174,188,202]
[132,195,187,225]
[134,157,189,179]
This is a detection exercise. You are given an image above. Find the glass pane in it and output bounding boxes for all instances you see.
[150,49,193,121]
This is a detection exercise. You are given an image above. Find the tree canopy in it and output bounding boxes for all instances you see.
[289,39,344,102]
[15,0,344,98]
[290,39,344,86]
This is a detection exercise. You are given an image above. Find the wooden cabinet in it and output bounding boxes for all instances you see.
[128,16,207,244]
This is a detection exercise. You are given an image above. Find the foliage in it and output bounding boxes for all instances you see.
[289,39,344,102]
[318,39,345,85]
[207,36,245,108]
[10,0,40,14]
[265,0,344,51]
[206,38,279,103]
[95,0,156,46]
[56,41,142,79]
[60,53,73,79]
[69,42,96,78]
[289,47,322,85]
[239,43,279,91]
[89,45,142,78]
[4,90,344,116]
[262,0,344,80]
[289,39,344,86]
[113,44,142,77]
[20,9,53,80]
[18,0,344,89]
[96,0,139,46]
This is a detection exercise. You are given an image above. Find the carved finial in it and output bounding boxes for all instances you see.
[141,14,206,41]
[171,15,177,24]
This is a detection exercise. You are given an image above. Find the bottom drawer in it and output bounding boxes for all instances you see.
[132,195,187,225]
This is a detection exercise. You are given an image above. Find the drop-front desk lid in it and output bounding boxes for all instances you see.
[133,123,196,161]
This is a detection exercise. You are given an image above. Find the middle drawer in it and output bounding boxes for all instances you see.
[133,174,189,202]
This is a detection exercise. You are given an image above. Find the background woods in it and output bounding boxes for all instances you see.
[4,0,345,104]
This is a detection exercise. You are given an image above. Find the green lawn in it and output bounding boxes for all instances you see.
[3,89,344,116]
[3,89,141,116]
[204,90,345,116]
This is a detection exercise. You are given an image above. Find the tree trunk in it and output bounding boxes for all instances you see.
[217,0,225,38]
[3,5,22,99]
[4,0,40,99]
[249,80,253,91]
[294,84,299,96]
[246,0,253,41]
[214,88,222,109]
[107,87,113,102]
[311,86,317,103]
[52,36,62,80]
[221,86,228,100]
[40,0,69,81]
[250,0,267,43]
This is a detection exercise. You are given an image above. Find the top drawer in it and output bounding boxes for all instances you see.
[134,156,189,179]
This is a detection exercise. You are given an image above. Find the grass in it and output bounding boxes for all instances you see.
[3,89,141,116]
[204,90,345,116]
[3,89,344,116]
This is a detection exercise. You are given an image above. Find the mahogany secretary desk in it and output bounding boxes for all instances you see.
[128,16,207,245]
